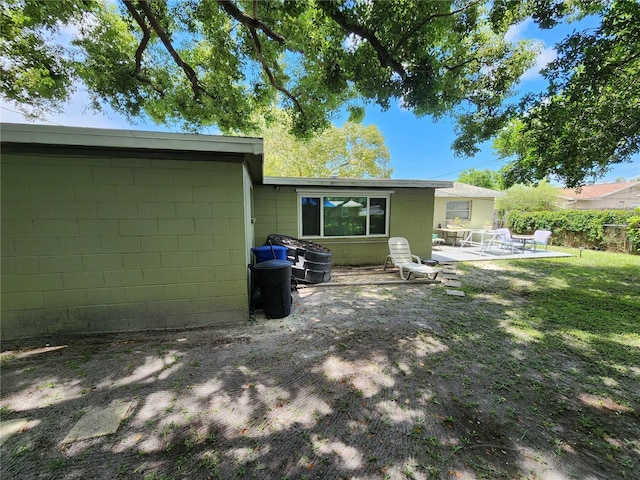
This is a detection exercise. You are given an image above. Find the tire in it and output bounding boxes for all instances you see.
[303,250,332,263]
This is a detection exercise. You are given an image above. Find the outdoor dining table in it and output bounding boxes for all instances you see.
[512,234,537,251]
[438,227,472,246]
[458,229,500,255]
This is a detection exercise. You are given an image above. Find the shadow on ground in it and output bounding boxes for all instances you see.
[1,261,639,479]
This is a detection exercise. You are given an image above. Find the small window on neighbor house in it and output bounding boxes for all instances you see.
[446,200,471,220]
[618,201,625,208]
[299,194,389,238]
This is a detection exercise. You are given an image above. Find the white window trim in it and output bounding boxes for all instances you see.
[445,200,472,221]
[297,190,392,239]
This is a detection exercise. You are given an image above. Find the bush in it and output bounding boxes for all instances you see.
[627,212,640,252]
[506,209,639,253]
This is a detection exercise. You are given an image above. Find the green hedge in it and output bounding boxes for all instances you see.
[506,209,640,253]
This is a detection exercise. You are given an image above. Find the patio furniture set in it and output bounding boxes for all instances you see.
[384,229,552,282]
[451,228,551,256]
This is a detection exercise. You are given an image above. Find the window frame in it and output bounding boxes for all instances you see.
[297,190,392,239]
[445,200,471,221]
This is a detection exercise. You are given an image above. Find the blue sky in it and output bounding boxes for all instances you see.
[1,15,638,185]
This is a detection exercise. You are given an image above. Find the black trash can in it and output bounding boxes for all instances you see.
[251,259,292,319]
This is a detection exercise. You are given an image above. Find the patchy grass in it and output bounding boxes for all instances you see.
[440,249,640,477]
[465,249,639,378]
[0,248,638,479]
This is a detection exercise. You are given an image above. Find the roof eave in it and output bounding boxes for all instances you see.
[1,123,263,155]
[1,123,264,183]
[262,176,453,189]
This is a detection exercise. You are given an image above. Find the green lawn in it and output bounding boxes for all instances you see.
[432,247,640,477]
[482,247,640,376]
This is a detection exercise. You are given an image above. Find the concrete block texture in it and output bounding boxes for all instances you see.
[1,154,250,341]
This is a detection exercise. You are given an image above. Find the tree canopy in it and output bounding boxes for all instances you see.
[1,0,534,136]
[456,168,504,190]
[491,0,640,188]
[260,111,392,178]
[497,181,559,213]
[2,1,637,187]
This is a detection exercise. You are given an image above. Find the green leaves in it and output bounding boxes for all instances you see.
[495,0,640,188]
[456,168,504,190]
[260,109,392,178]
[627,210,640,252]
[1,0,533,143]
[0,0,99,115]
[507,208,639,251]
[497,181,559,213]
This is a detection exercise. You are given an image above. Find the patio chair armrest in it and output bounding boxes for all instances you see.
[384,255,395,270]
[411,254,421,264]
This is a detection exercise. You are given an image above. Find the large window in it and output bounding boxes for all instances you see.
[446,200,471,220]
[299,193,389,238]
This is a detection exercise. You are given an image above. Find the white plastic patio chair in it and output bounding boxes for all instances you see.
[529,230,552,251]
[495,228,524,253]
[384,237,441,280]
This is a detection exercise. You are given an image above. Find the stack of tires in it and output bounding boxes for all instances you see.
[266,234,332,284]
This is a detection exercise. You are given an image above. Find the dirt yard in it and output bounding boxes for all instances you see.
[1,264,638,479]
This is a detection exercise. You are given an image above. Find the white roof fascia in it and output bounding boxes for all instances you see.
[1,123,263,156]
[436,191,505,198]
[556,193,575,200]
[435,182,505,198]
[263,176,453,189]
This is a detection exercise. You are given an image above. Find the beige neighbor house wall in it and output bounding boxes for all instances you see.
[254,178,449,265]
[433,198,496,229]
[1,124,263,343]
[433,183,503,232]
[558,182,640,210]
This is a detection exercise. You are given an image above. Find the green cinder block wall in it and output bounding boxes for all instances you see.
[1,154,249,342]
[253,186,435,265]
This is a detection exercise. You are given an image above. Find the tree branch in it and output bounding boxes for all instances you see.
[247,19,304,115]
[122,1,164,96]
[130,0,202,98]
[443,57,478,71]
[393,1,482,56]
[324,5,407,80]
[215,0,304,115]
[217,0,285,45]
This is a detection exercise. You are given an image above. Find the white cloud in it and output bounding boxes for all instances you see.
[0,86,130,130]
[1,86,221,135]
[503,17,559,83]
[505,19,533,43]
[521,46,557,82]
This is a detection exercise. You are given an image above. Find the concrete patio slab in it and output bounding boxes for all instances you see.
[62,400,132,444]
[433,245,573,263]
[0,418,28,447]
[446,289,466,297]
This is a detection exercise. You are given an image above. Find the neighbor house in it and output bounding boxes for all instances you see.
[433,182,504,232]
[1,123,451,341]
[557,181,640,210]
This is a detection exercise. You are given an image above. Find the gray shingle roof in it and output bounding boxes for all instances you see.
[435,182,505,198]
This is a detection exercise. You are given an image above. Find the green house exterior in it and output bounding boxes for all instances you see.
[1,123,451,343]
[254,177,451,265]
[1,124,262,342]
